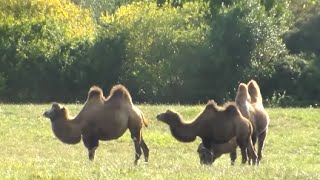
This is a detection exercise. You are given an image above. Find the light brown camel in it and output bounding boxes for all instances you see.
[245,80,270,164]
[197,80,269,165]
[43,85,149,164]
[156,101,257,165]
[197,137,237,165]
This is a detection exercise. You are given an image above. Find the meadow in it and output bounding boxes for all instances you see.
[0,104,319,180]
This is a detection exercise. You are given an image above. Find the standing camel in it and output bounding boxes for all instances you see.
[156,101,257,165]
[236,80,269,165]
[43,85,149,165]
[197,80,269,165]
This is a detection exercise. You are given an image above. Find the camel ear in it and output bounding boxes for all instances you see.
[225,104,239,116]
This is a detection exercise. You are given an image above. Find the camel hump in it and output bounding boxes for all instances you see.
[247,80,262,104]
[205,99,219,111]
[224,102,240,116]
[236,83,251,103]
[88,86,103,100]
[109,84,132,102]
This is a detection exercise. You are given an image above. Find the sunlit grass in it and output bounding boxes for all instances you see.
[0,104,319,179]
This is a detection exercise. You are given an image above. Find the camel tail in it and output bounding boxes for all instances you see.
[247,80,263,104]
[88,86,103,100]
[109,84,133,103]
[141,112,148,127]
[247,121,257,164]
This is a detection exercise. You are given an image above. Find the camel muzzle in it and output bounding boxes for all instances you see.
[156,115,162,121]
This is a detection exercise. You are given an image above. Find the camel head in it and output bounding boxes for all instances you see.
[197,143,215,165]
[43,103,67,121]
[156,109,181,126]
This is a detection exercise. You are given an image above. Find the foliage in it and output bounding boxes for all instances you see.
[101,2,211,103]
[207,0,291,102]
[0,0,125,102]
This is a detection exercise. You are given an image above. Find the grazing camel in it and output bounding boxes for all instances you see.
[156,101,257,165]
[43,85,149,164]
[198,80,269,165]
[197,137,238,165]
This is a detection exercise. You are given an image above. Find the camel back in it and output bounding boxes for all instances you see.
[205,101,240,116]
[108,84,132,103]
[247,80,262,104]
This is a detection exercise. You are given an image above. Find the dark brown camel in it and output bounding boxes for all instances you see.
[197,137,237,165]
[156,101,257,165]
[198,80,269,165]
[43,85,149,165]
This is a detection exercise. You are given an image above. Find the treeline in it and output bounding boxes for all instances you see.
[0,0,319,106]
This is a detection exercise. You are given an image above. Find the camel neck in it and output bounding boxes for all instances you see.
[169,119,198,142]
[50,117,82,144]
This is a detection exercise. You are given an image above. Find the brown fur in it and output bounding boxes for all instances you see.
[43,84,149,164]
[247,80,263,105]
[235,80,269,165]
[197,80,269,165]
[197,137,238,165]
[87,86,104,100]
[156,101,257,165]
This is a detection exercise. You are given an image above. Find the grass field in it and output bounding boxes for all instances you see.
[0,104,319,180]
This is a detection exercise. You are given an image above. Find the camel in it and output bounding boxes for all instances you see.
[198,80,269,165]
[156,100,257,165]
[197,137,238,165]
[43,85,149,164]
[245,80,270,164]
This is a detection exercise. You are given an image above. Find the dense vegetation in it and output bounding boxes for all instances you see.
[0,0,319,106]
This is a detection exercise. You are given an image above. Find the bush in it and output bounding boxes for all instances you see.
[207,0,291,102]
[101,2,212,103]
[0,0,95,102]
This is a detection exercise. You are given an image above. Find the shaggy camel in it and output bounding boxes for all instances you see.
[43,85,149,164]
[197,137,237,165]
[198,80,269,165]
[156,101,257,165]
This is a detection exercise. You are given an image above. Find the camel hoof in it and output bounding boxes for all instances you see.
[89,154,95,161]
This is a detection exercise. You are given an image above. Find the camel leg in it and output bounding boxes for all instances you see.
[257,130,267,165]
[129,129,142,165]
[230,149,237,165]
[140,135,149,163]
[252,133,257,148]
[83,135,99,161]
[237,139,248,164]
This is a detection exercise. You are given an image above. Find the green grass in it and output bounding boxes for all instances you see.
[0,104,319,179]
